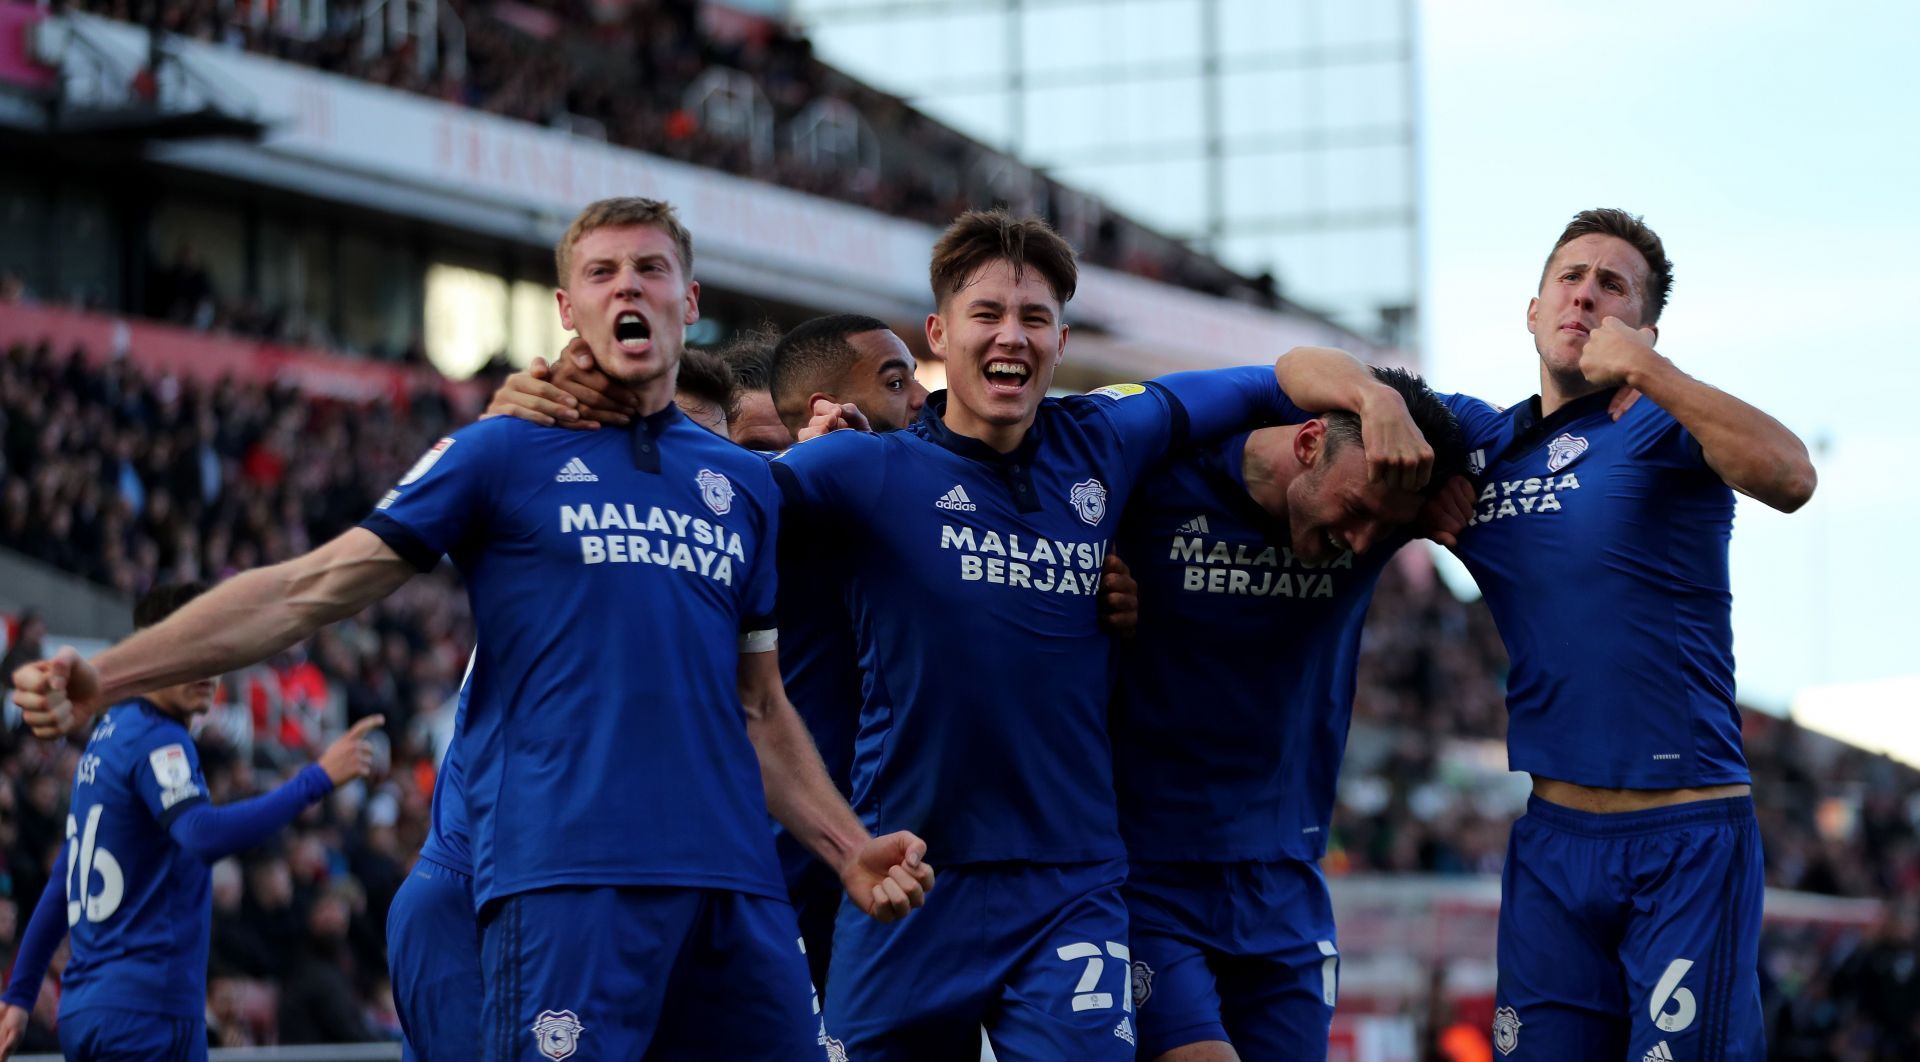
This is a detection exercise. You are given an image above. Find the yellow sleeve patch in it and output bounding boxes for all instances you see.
[1089,383,1147,400]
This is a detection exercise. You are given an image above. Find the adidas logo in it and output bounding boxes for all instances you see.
[935,484,977,512]
[1175,515,1210,534]
[1112,1017,1135,1045]
[1642,1041,1674,1062]
[555,457,599,483]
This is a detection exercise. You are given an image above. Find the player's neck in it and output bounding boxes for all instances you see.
[628,373,677,418]
[941,402,1034,454]
[145,694,195,723]
[1240,427,1300,521]
[1538,369,1608,418]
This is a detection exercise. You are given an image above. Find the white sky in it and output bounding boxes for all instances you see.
[1416,0,1920,712]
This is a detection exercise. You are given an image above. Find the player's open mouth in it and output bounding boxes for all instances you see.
[983,359,1030,395]
[614,311,652,352]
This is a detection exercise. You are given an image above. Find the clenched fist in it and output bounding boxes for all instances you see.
[1579,316,1661,391]
[11,646,102,739]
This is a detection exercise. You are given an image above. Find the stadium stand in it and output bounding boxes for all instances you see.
[1,320,1916,1055]
[55,0,1278,342]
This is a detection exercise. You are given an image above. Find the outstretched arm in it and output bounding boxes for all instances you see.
[0,847,69,1027]
[1580,318,1816,512]
[738,648,933,923]
[167,716,381,862]
[11,529,414,736]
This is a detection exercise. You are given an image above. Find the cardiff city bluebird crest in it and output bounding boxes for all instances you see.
[818,1022,849,1062]
[1069,478,1108,526]
[695,468,734,515]
[1492,1006,1521,1055]
[1131,961,1154,1007]
[531,1010,584,1060]
[1546,433,1589,473]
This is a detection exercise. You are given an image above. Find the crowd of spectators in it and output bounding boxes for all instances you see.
[0,338,472,1044]
[59,0,1273,307]
[2,335,1917,1052]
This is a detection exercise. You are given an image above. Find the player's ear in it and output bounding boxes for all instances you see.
[683,281,701,326]
[1055,323,1069,365]
[926,311,948,358]
[1294,420,1326,467]
[556,288,576,332]
[1525,295,1539,338]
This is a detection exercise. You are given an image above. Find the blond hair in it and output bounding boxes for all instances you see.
[554,197,695,285]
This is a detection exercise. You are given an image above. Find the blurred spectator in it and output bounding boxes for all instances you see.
[276,883,378,1044]
[0,338,455,1043]
[0,611,44,684]
[62,0,1271,321]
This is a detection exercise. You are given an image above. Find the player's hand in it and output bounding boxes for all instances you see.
[1580,317,1661,391]
[12,646,102,739]
[1608,386,1643,421]
[483,340,636,429]
[1417,475,1477,547]
[484,355,583,427]
[317,715,384,785]
[0,1002,28,1061]
[1355,386,1433,492]
[798,398,871,442]
[550,339,641,426]
[841,830,934,923]
[1095,553,1139,637]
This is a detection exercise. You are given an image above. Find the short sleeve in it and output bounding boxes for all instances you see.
[769,429,889,528]
[1619,399,1707,469]
[129,731,209,827]
[1078,381,1180,481]
[740,463,781,639]
[359,421,501,571]
[1085,365,1308,481]
[1152,365,1311,445]
[1439,392,1512,452]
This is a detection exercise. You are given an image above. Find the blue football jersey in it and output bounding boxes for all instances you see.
[773,529,862,797]
[361,407,786,907]
[59,701,214,1019]
[1444,390,1746,788]
[771,369,1297,864]
[1111,434,1396,862]
[415,657,473,874]
[756,443,863,887]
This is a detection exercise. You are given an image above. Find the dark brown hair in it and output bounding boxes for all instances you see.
[1540,208,1673,324]
[770,313,892,422]
[675,346,738,422]
[1321,368,1467,496]
[929,209,1078,310]
[134,581,209,629]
